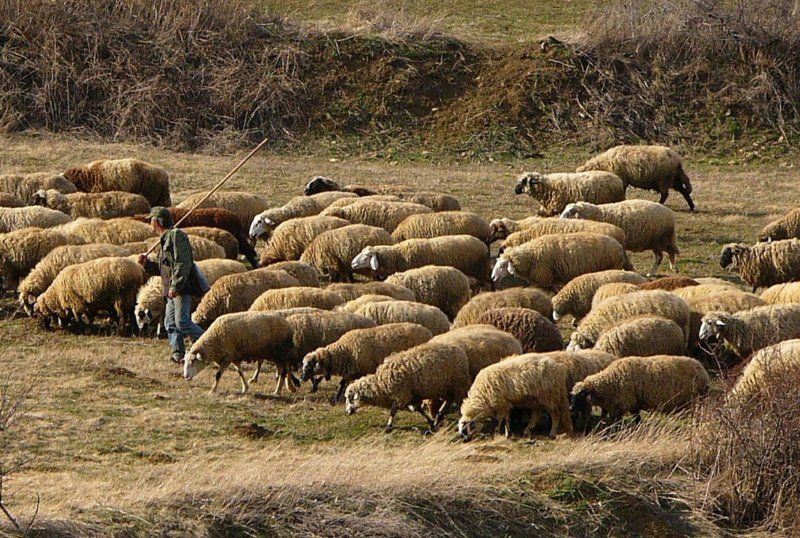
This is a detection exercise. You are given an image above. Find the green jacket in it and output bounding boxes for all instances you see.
[143,228,196,296]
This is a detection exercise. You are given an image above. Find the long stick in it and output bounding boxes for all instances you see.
[144,136,270,256]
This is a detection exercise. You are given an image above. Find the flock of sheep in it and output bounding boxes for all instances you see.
[2,144,799,439]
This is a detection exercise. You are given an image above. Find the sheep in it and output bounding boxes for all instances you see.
[0,228,82,290]
[757,208,800,242]
[639,276,699,291]
[308,191,360,207]
[384,265,471,320]
[719,241,800,292]
[345,341,472,431]
[336,294,399,313]
[594,316,687,358]
[0,193,23,207]
[183,312,293,395]
[191,269,300,327]
[354,300,450,336]
[168,207,257,267]
[137,234,226,261]
[458,355,573,439]
[319,195,403,216]
[693,277,739,288]
[551,270,647,323]
[590,282,640,310]
[454,287,553,327]
[300,224,395,282]
[258,216,350,266]
[488,216,544,243]
[56,217,155,245]
[397,192,461,211]
[18,243,129,313]
[761,282,800,304]
[671,282,742,303]
[351,235,491,285]
[248,196,326,240]
[0,206,72,233]
[134,259,247,335]
[182,226,239,259]
[560,200,679,275]
[31,189,151,219]
[304,176,377,197]
[0,172,77,202]
[728,339,800,405]
[391,211,492,244]
[430,325,524,379]
[301,322,433,402]
[323,199,432,233]
[473,307,563,353]
[576,145,695,210]
[35,256,146,335]
[492,233,632,290]
[325,281,415,303]
[64,158,171,206]
[262,261,321,288]
[514,171,625,216]
[569,290,691,350]
[500,218,626,252]
[698,305,800,361]
[177,191,270,229]
[249,287,345,312]
[570,356,710,423]
[683,290,766,354]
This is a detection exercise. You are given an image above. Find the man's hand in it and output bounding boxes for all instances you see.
[167,289,178,299]
[137,254,147,266]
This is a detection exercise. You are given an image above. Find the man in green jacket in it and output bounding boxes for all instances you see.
[138,207,208,363]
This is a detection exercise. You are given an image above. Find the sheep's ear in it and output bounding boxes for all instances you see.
[369,253,379,271]
[507,261,516,275]
[715,320,726,327]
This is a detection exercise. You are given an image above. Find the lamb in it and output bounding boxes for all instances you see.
[488,216,544,243]
[551,270,647,323]
[492,233,631,290]
[458,355,573,439]
[727,339,800,405]
[594,316,687,358]
[182,226,239,259]
[0,172,77,202]
[0,206,72,233]
[323,199,432,233]
[569,290,691,350]
[345,341,472,431]
[397,192,461,211]
[0,193,24,207]
[639,276,699,291]
[351,235,491,285]
[177,191,270,229]
[336,294,399,313]
[300,322,433,402]
[303,176,377,197]
[0,228,82,290]
[570,356,710,423]
[384,265,471,320]
[757,208,800,242]
[454,287,553,327]
[430,325,524,378]
[262,261,321,287]
[391,211,492,244]
[514,171,625,216]
[248,196,327,240]
[64,158,171,206]
[258,216,350,266]
[183,312,293,395]
[698,305,800,361]
[249,287,345,312]
[500,218,626,252]
[56,217,155,245]
[576,145,695,210]
[761,282,800,304]
[31,190,150,219]
[560,200,680,275]
[473,307,563,353]
[325,281,415,303]
[300,224,394,282]
[191,269,300,327]
[354,300,450,335]
[35,256,146,335]
[590,282,640,310]
[719,241,800,292]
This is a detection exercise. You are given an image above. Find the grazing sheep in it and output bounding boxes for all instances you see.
[31,189,150,219]
[569,290,691,350]
[391,211,492,244]
[354,300,450,336]
[351,235,491,285]
[323,199,432,233]
[0,193,24,207]
[191,269,300,327]
[0,206,72,233]
[488,216,544,243]
[683,290,766,353]
[430,325,524,379]
[0,228,81,290]
[301,322,433,402]
[165,207,257,267]
[671,282,741,303]
[398,192,461,211]
[300,224,394,282]
[719,241,800,292]
[304,176,377,197]
[385,265,471,320]
[177,191,269,229]
[336,294,399,313]
[56,217,155,245]
[728,339,800,405]
[249,287,345,312]
[474,307,563,353]
[308,191,360,208]
[698,305,800,361]
[182,226,239,259]
[258,216,350,266]
[345,341,472,431]
[319,195,403,215]
[35,257,146,335]
[594,316,687,358]
[454,287,553,327]
[514,171,625,216]
[761,282,800,304]
[500,218,626,252]
[492,233,631,290]
[552,270,647,323]
[576,145,695,210]
[183,312,293,394]
[64,158,171,206]
[458,355,573,439]
[757,208,800,242]
[325,281,415,302]
[561,200,679,275]
[590,282,640,310]
[137,234,226,261]
[0,172,76,202]
[262,261,321,288]
[570,356,710,423]
[640,276,699,291]
[249,196,328,240]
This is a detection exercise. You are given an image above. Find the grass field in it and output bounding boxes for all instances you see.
[0,132,796,534]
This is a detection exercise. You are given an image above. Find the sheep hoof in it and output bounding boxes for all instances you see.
[384,426,394,433]
[422,429,434,437]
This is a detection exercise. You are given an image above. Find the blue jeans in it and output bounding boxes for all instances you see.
[165,294,205,356]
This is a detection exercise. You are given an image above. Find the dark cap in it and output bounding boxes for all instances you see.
[148,206,173,227]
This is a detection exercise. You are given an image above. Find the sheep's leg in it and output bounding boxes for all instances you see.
[415,406,437,431]
[210,368,223,394]
[675,183,695,211]
[433,399,450,427]
[667,251,677,272]
[286,373,300,392]
[502,411,511,438]
[648,250,663,276]
[249,360,262,383]
[273,372,283,395]
[331,379,348,405]
[234,364,249,395]
[658,190,669,205]
[386,403,399,432]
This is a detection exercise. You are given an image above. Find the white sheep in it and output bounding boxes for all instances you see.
[514,171,625,216]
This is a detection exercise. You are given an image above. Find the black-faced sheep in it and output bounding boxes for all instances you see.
[323,199,432,233]
[354,300,450,336]
[300,224,395,282]
[177,191,270,230]
[303,176,377,197]
[0,228,81,290]
[500,218,626,252]
[0,172,77,202]
[719,240,800,292]
[514,171,625,216]
[757,208,800,243]
[325,281,415,303]
[31,189,151,219]
[551,270,647,323]
[391,211,492,244]
[474,307,563,353]
[258,215,350,266]
[64,158,171,206]
[454,287,553,327]
[384,265,471,320]
[0,206,72,233]
[594,316,687,358]
[698,305,800,361]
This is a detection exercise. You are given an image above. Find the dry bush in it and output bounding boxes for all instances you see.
[342,0,448,43]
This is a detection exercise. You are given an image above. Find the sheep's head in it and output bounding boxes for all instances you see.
[514,172,543,196]
[19,293,36,316]
[757,224,786,243]
[491,257,515,282]
[301,349,330,388]
[569,382,593,415]
[699,312,732,342]
[249,214,276,239]
[183,349,208,380]
[304,176,341,196]
[344,382,362,415]
[457,416,477,441]
[566,331,590,351]
[135,306,153,331]
[559,203,582,219]
[351,247,379,272]
[30,189,48,206]
[488,218,512,243]
[719,244,749,269]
